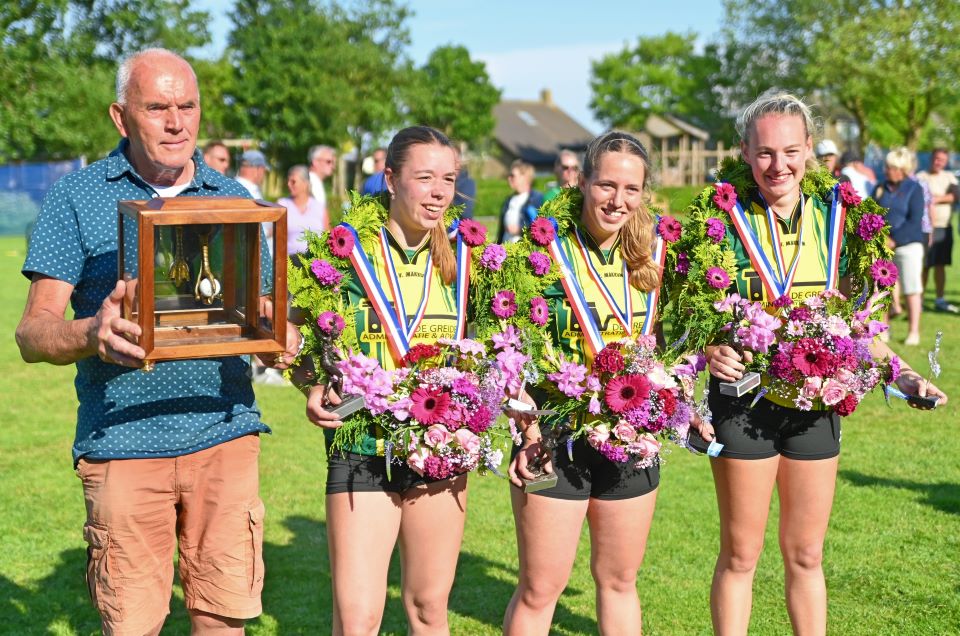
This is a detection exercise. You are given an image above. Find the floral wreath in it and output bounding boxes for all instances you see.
[661,157,896,352]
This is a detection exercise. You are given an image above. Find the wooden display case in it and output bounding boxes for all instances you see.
[118,197,287,368]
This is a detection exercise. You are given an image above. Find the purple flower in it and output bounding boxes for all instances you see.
[857,214,885,241]
[528,251,551,276]
[736,304,781,354]
[598,441,628,463]
[310,259,343,286]
[772,294,793,309]
[548,360,588,398]
[870,259,898,288]
[492,290,517,318]
[705,217,727,243]
[706,267,731,289]
[480,244,507,271]
[675,252,690,274]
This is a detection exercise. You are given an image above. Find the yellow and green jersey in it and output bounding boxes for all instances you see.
[545,226,663,369]
[330,228,462,455]
[726,192,848,311]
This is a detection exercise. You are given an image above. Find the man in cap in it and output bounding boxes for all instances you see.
[235,149,269,200]
[816,139,841,177]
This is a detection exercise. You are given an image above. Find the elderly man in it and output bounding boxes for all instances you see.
[308,144,336,216]
[16,48,294,635]
[917,148,959,313]
[235,149,270,200]
[543,149,580,202]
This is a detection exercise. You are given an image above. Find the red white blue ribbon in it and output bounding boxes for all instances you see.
[547,221,606,357]
[454,233,470,339]
[726,190,806,301]
[825,184,846,289]
[573,227,633,335]
[642,234,667,335]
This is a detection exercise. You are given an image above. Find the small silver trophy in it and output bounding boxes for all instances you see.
[318,323,366,418]
[718,303,761,397]
[907,330,942,409]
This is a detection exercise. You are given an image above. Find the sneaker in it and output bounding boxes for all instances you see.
[934,299,959,313]
[904,333,921,346]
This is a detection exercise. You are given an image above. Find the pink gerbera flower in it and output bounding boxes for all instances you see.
[529,296,549,326]
[657,215,682,242]
[604,374,651,413]
[870,259,898,287]
[492,290,517,318]
[327,226,354,258]
[410,387,450,424]
[530,218,555,246]
[457,219,487,247]
[317,311,345,335]
[706,267,731,289]
[791,338,836,377]
[712,182,738,212]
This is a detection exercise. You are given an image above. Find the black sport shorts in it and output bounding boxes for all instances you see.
[708,378,841,460]
[325,450,453,495]
[513,434,659,501]
[926,226,953,267]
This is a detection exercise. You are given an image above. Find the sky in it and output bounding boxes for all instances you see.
[197,0,726,133]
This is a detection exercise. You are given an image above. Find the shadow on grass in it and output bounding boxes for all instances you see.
[839,470,960,515]
[1,547,103,635]
[254,514,595,634]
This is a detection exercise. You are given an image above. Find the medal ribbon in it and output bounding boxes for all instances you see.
[379,227,432,344]
[573,227,633,335]
[825,184,846,289]
[454,232,470,339]
[341,223,409,363]
[641,234,667,335]
[547,220,606,357]
[726,189,806,300]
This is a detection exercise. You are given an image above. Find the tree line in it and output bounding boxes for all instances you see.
[1,0,500,189]
[590,0,960,151]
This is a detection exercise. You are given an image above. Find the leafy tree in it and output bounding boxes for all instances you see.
[721,0,960,150]
[0,1,211,161]
[589,32,734,142]
[228,0,412,184]
[405,45,501,148]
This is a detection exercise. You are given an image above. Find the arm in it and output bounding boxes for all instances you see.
[869,339,947,407]
[16,275,144,366]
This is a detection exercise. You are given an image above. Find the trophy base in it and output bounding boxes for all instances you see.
[326,395,366,418]
[522,470,559,493]
[719,372,761,397]
[687,429,725,457]
[907,394,940,409]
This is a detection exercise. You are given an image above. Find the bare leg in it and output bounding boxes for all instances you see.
[710,456,780,636]
[503,489,590,636]
[905,292,922,340]
[777,456,838,636]
[934,265,947,299]
[398,475,469,635]
[189,610,244,635]
[588,491,658,635]
[326,491,403,636]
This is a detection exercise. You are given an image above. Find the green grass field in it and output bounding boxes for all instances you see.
[2,233,958,635]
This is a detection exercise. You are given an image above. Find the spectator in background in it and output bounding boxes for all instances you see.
[917,148,959,312]
[543,149,580,202]
[276,164,328,256]
[235,149,269,200]
[496,159,542,243]
[308,144,336,217]
[876,147,927,345]
[455,163,477,219]
[203,140,231,175]
[840,150,876,200]
[361,147,387,196]
[815,139,841,177]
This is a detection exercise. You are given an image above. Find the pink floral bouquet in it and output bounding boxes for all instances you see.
[335,338,518,479]
[543,335,704,468]
[759,289,899,415]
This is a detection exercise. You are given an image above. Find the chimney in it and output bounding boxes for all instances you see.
[540,89,553,107]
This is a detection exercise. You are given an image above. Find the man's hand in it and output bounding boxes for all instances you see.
[90,280,144,367]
